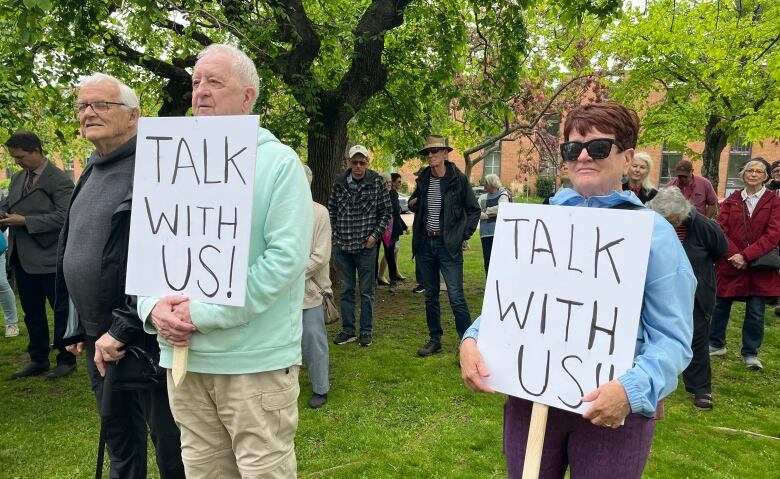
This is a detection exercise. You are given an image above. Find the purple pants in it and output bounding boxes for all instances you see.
[504,396,654,479]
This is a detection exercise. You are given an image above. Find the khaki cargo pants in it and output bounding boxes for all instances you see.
[167,367,299,478]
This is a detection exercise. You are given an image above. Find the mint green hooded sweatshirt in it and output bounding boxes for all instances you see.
[139,128,313,374]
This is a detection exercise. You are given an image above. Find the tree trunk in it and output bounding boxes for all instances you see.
[464,154,473,183]
[307,113,349,205]
[158,79,193,117]
[701,114,729,192]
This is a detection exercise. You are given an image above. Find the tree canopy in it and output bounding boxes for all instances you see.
[2,0,621,201]
[604,0,779,189]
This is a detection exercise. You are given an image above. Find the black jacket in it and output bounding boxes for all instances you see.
[389,189,407,239]
[680,210,728,315]
[409,161,481,257]
[622,182,658,204]
[55,139,143,345]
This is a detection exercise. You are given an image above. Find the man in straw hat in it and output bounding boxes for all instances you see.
[409,135,480,357]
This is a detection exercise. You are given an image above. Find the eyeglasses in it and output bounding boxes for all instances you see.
[424,148,446,156]
[76,101,126,113]
[559,138,624,162]
[350,159,367,166]
[744,168,765,175]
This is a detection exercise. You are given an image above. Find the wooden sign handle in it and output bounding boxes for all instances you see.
[171,346,188,387]
[521,402,549,479]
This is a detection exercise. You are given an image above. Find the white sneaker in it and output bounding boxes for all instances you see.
[743,356,763,371]
[709,345,727,356]
[5,324,19,338]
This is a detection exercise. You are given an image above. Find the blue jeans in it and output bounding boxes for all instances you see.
[333,245,377,335]
[710,296,766,357]
[0,253,18,326]
[416,236,472,342]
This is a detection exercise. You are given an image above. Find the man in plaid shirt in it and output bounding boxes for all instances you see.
[328,145,391,347]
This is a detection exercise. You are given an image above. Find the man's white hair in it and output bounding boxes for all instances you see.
[197,43,259,109]
[78,73,140,110]
[646,186,692,225]
[484,174,502,189]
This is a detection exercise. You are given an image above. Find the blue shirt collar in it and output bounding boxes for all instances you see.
[550,188,644,208]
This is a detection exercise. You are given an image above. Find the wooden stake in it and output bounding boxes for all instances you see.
[521,402,549,479]
[171,346,188,387]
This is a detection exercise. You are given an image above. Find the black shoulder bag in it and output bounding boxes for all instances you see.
[740,199,780,270]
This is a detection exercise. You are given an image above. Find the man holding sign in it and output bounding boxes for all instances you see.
[460,103,695,478]
[138,44,312,478]
[56,73,184,478]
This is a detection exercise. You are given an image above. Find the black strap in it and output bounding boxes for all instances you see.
[96,417,106,479]
[740,198,754,246]
[609,202,644,210]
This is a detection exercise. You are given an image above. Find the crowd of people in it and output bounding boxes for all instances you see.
[1,43,777,479]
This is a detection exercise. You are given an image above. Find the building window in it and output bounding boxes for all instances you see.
[483,142,501,178]
[725,136,751,196]
[660,142,682,185]
[544,113,561,138]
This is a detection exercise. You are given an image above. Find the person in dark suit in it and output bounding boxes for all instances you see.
[2,131,75,379]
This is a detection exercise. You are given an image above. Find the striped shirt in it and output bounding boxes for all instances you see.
[426,177,442,232]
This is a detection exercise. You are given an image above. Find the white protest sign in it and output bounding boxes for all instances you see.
[478,202,655,414]
[126,115,259,306]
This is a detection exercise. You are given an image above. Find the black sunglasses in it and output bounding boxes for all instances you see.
[423,148,446,156]
[560,138,624,162]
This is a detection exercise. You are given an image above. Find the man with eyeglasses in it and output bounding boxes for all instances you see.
[2,131,75,379]
[329,145,391,347]
[409,135,480,357]
[55,73,185,478]
[665,159,718,218]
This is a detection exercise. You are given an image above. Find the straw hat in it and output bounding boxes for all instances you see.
[418,135,453,155]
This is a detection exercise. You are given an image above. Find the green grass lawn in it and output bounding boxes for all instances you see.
[0,232,778,478]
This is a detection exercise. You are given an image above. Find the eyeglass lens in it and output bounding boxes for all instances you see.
[76,101,123,113]
[561,139,616,162]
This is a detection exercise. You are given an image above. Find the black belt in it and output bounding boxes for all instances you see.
[426,229,441,237]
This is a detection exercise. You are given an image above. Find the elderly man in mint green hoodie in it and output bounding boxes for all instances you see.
[138,44,312,478]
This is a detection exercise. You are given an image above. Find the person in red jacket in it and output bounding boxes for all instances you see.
[710,159,780,370]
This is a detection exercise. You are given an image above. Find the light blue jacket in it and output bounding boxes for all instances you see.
[139,128,313,374]
[464,188,695,417]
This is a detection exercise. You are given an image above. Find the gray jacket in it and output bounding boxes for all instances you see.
[0,161,73,274]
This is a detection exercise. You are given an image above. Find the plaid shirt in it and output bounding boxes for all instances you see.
[328,169,391,252]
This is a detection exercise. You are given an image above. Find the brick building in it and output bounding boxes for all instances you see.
[399,131,780,198]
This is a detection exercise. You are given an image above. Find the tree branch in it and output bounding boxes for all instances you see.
[337,0,415,116]
[159,18,213,47]
[104,32,192,83]
[464,73,598,156]
[266,0,322,93]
